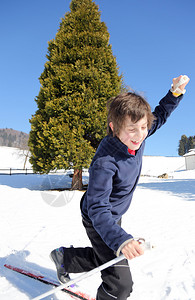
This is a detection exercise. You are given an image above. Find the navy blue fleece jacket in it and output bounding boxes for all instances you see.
[81,91,183,254]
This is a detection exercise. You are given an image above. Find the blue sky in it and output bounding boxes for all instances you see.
[0,0,194,156]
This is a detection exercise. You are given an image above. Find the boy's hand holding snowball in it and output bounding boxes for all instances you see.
[171,75,190,97]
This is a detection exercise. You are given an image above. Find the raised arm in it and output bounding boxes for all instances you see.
[148,75,190,137]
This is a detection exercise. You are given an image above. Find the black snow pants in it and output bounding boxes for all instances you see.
[62,218,133,299]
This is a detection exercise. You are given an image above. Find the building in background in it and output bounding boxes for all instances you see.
[184,149,195,170]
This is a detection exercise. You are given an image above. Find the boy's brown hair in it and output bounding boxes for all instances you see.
[107,92,155,136]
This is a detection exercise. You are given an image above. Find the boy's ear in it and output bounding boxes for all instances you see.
[109,122,114,132]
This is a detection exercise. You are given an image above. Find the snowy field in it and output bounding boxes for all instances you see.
[0,147,195,300]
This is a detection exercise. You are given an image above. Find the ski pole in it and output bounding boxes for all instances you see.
[32,254,125,300]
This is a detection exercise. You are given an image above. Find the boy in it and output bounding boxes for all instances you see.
[51,75,190,299]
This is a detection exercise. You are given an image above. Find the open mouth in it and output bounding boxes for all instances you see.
[131,140,141,146]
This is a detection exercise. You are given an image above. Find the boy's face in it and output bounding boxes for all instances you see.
[112,115,148,150]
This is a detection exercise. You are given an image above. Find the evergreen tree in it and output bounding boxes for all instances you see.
[178,135,195,156]
[178,134,190,156]
[29,0,122,189]
[187,136,195,151]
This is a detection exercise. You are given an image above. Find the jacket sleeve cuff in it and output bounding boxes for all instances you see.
[168,89,183,100]
[116,238,134,257]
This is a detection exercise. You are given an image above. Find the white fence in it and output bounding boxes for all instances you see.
[0,168,34,175]
[0,168,70,175]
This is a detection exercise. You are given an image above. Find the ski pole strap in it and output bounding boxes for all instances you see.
[32,254,125,300]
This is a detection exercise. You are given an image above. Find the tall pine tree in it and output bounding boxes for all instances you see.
[178,135,188,156]
[178,134,195,156]
[187,136,195,151]
[29,0,122,189]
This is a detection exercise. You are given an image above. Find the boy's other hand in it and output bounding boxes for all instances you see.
[172,75,190,94]
[121,240,144,260]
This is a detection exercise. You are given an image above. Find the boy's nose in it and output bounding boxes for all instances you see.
[135,129,142,140]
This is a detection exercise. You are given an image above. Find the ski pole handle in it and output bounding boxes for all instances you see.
[135,237,155,250]
[32,254,125,300]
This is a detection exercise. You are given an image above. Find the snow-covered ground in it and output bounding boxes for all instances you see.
[0,147,195,300]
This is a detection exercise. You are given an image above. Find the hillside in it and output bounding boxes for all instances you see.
[0,128,29,149]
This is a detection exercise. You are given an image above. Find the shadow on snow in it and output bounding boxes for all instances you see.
[138,179,195,201]
[0,250,59,299]
[0,174,72,191]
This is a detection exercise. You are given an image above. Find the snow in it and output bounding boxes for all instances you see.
[184,149,195,157]
[0,147,195,300]
[0,146,31,169]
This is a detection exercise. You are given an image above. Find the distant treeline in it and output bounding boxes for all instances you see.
[0,128,29,149]
[178,135,195,156]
